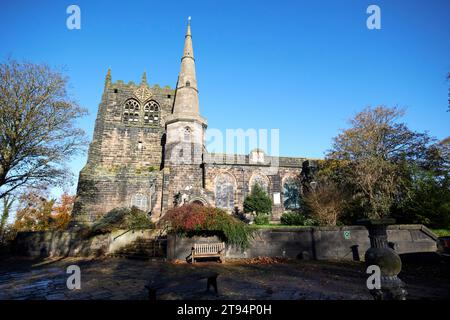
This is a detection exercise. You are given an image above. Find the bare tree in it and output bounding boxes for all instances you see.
[0,59,87,199]
[0,195,14,242]
[303,176,344,226]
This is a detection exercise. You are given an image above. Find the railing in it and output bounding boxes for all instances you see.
[113,229,134,241]
[112,228,166,241]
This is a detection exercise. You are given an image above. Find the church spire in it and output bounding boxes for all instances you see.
[170,17,203,121]
[165,18,207,165]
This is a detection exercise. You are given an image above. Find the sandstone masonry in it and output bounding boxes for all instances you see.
[71,20,317,226]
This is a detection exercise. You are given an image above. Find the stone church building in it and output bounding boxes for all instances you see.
[71,20,316,226]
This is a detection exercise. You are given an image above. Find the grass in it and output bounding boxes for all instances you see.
[254,226,450,236]
[254,224,311,229]
[430,229,450,237]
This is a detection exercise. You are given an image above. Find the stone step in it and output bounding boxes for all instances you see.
[112,253,153,260]
[120,244,161,249]
[116,243,165,251]
[133,239,162,243]
[112,238,167,259]
[114,249,162,254]
[130,239,167,245]
[117,248,164,254]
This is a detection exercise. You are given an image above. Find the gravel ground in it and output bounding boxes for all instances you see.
[0,253,448,300]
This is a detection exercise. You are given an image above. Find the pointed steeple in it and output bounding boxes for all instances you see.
[183,17,194,60]
[169,17,205,126]
[165,18,207,166]
[141,71,147,85]
[104,68,112,88]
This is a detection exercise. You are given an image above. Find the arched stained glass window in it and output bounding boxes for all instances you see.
[143,100,160,126]
[283,178,300,210]
[123,99,140,123]
[215,174,235,210]
[250,174,269,194]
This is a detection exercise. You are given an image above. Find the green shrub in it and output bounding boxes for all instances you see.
[281,211,305,225]
[303,218,319,226]
[243,184,272,214]
[253,213,270,225]
[281,211,319,226]
[126,206,154,229]
[160,204,255,249]
[88,206,153,236]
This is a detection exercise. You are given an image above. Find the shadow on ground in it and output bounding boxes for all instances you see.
[0,252,448,300]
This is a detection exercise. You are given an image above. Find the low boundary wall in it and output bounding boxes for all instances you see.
[12,225,437,261]
[13,229,162,257]
[167,225,437,261]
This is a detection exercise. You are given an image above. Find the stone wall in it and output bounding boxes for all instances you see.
[71,78,174,226]
[13,229,162,258]
[166,225,438,261]
[12,225,437,261]
[203,160,310,220]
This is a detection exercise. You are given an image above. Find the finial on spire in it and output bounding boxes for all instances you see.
[186,17,192,37]
[105,68,112,87]
[141,71,147,85]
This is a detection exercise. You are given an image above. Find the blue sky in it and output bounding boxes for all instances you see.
[0,0,449,196]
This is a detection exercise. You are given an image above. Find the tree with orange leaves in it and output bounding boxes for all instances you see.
[52,193,75,230]
[13,192,74,232]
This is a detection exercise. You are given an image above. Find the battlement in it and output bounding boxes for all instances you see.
[204,151,320,168]
[109,80,174,93]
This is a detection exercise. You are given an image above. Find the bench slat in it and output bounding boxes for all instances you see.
[191,242,225,263]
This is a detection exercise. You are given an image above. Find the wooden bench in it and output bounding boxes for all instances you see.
[191,242,225,263]
[145,272,219,300]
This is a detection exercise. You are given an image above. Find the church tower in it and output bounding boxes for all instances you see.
[165,17,207,163]
[161,18,209,211]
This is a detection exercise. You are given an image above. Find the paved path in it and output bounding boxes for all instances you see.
[0,256,448,300]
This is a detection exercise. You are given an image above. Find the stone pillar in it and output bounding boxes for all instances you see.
[358,218,407,300]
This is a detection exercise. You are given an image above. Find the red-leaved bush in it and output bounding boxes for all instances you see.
[160,204,215,231]
[159,204,254,249]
